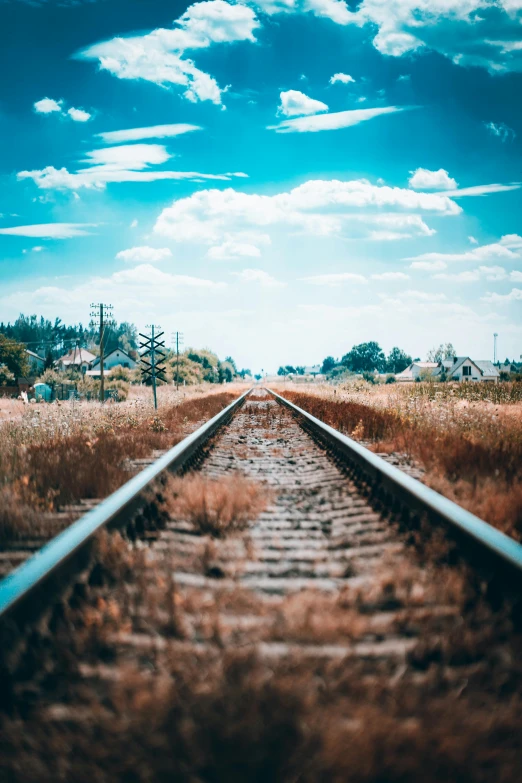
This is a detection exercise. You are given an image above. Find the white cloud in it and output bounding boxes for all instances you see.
[479,265,508,280]
[405,236,521,264]
[269,105,408,133]
[401,289,447,301]
[410,259,447,271]
[441,183,521,197]
[97,124,201,143]
[68,107,91,122]
[18,143,237,190]
[409,168,458,190]
[80,0,260,105]
[330,72,355,84]
[0,223,95,238]
[500,234,522,248]
[235,268,284,287]
[482,288,522,302]
[34,97,62,114]
[32,246,44,252]
[469,235,478,244]
[130,219,138,228]
[371,271,410,280]
[511,271,522,281]
[277,89,328,117]
[485,121,516,141]
[116,246,173,264]
[207,236,267,259]
[153,179,460,247]
[300,272,367,285]
[433,270,481,282]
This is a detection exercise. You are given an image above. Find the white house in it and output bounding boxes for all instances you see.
[55,347,96,373]
[396,362,439,382]
[474,361,500,383]
[90,348,137,373]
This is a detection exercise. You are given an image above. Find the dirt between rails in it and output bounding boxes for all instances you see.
[1,392,521,782]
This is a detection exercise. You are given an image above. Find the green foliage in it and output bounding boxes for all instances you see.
[0,363,15,385]
[386,347,412,374]
[385,375,396,384]
[361,371,376,384]
[321,356,337,374]
[0,334,29,379]
[342,342,386,373]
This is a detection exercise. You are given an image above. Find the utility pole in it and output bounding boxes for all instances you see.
[171,331,184,391]
[494,333,498,365]
[90,303,114,403]
[139,326,167,409]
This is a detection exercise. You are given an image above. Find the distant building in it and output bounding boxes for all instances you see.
[395,362,439,382]
[26,349,45,374]
[89,348,137,374]
[55,347,96,373]
[396,357,499,383]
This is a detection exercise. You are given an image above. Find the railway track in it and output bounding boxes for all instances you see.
[1,388,521,781]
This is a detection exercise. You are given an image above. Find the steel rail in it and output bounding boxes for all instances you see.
[0,388,252,626]
[267,388,522,586]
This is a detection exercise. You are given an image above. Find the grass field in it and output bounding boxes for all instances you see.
[0,384,244,541]
[272,381,522,541]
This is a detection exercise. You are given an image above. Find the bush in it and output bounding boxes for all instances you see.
[362,371,376,385]
[385,375,396,384]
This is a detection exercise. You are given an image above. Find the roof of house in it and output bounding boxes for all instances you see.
[56,347,96,366]
[91,348,135,367]
[475,361,500,377]
[26,349,45,361]
[447,356,482,376]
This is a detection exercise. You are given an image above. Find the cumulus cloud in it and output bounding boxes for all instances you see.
[0,223,95,238]
[207,234,270,259]
[441,183,521,197]
[34,97,62,114]
[277,89,328,117]
[300,272,367,285]
[409,168,458,190]
[371,271,410,280]
[405,236,521,264]
[330,72,355,84]
[67,107,91,122]
[97,124,201,143]
[410,259,448,271]
[269,105,408,133]
[482,287,522,302]
[116,246,173,264]
[79,0,260,105]
[17,143,241,190]
[153,179,460,248]
[235,268,284,287]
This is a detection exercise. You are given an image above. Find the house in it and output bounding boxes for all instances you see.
[90,348,137,374]
[26,349,46,374]
[55,347,96,373]
[474,361,500,383]
[396,362,439,382]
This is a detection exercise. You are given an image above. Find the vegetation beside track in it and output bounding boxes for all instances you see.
[278,389,522,541]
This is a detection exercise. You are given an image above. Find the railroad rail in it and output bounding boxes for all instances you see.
[1,388,521,780]
[1,386,520,633]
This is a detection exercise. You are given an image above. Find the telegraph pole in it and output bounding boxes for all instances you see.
[90,303,114,403]
[140,326,167,409]
[171,331,184,390]
[494,333,498,365]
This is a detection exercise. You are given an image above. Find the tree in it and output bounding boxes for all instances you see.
[342,342,386,373]
[427,343,457,362]
[321,356,336,374]
[0,334,29,379]
[386,347,412,374]
[295,366,305,375]
[0,363,15,386]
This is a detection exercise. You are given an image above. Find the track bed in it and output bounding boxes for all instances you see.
[1,391,521,782]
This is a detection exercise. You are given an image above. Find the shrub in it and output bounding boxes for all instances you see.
[385,375,396,384]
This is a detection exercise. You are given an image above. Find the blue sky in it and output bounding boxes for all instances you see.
[1,0,521,372]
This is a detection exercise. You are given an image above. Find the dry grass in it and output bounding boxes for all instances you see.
[165,473,269,537]
[277,389,522,540]
[0,390,240,542]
